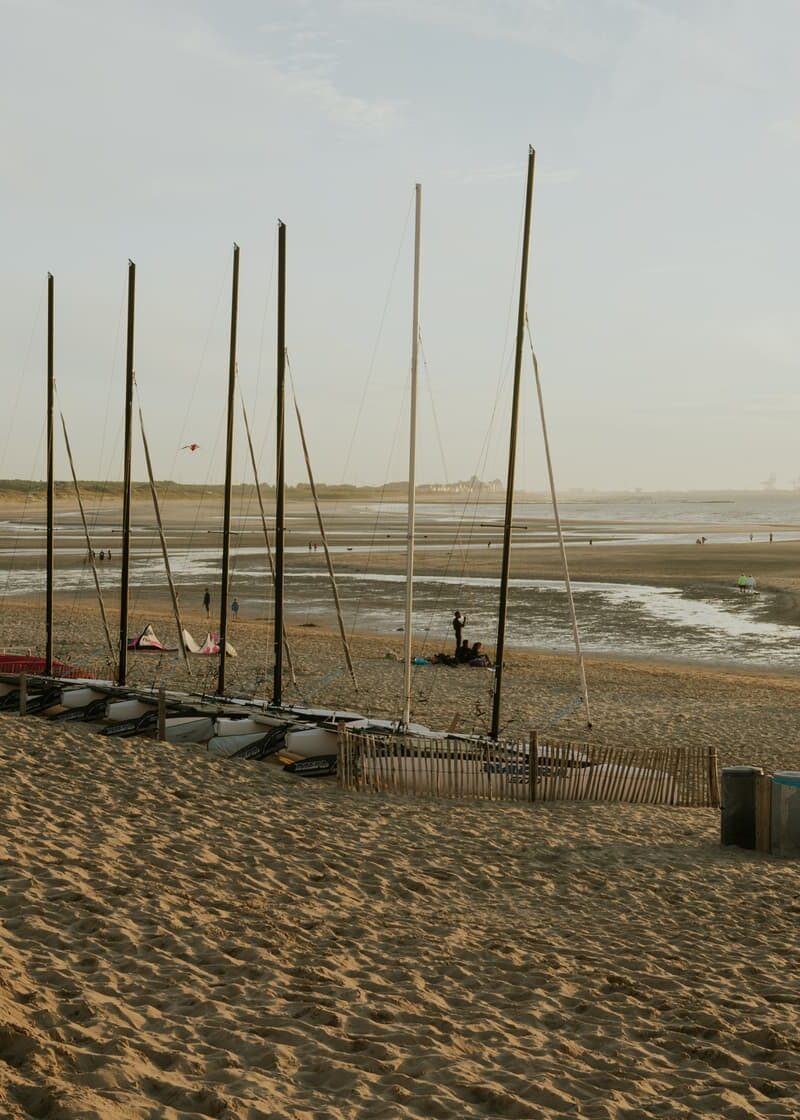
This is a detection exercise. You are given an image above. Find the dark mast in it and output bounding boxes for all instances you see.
[45,273,54,675]
[118,260,136,687]
[490,147,536,740]
[273,221,286,705]
[217,243,240,696]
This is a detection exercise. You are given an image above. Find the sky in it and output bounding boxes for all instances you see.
[1,0,799,493]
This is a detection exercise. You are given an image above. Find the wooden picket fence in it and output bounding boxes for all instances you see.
[338,728,720,808]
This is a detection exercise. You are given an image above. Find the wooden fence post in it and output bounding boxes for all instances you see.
[708,747,720,808]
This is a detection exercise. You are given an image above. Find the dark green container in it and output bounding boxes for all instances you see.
[721,766,764,849]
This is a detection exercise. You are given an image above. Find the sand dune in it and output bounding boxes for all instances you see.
[1,714,799,1119]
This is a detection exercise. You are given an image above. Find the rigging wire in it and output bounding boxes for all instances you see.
[287,352,359,692]
[136,394,191,670]
[57,398,116,668]
[525,315,591,728]
[337,192,419,682]
[239,387,297,686]
[402,192,530,721]
[133,255,231,640]
[339,194,414,487]
[253,229,278,426]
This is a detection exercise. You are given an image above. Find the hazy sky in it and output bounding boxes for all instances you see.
[2,0,799,492]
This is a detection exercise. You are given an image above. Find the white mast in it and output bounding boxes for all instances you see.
[402,184,422,729]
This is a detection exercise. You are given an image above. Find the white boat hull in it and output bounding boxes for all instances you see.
[59,686,109,709]
[106,699,156,721]
[284,725,338,759]
[214,717,266,737]
[164,716,215,744]
[206,731,274,758]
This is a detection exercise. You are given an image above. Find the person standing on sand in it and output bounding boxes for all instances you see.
[231,597,239,621]
[203,588,211,616]
[452,610,466,656]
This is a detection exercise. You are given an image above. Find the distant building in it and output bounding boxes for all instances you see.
[418,477,503,496]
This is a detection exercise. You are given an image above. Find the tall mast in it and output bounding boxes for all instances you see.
[118,260,136,687]
[402,184,422,729]
[217,243,240,696]
[45,273,54,675]
[490,146,536,740]
[273,221,286,705]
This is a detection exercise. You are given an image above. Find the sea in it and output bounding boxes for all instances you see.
[2,491,800,671]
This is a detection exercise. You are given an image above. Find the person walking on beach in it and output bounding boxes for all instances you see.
[452,610,466,656]
[203,587,211,616]
[231,597,240,622]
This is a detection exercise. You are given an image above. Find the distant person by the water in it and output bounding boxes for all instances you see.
[746,574,756,593]
[231,597,240,621]
[737,574,747,594]
[203,588,211,616]
[770,532,773,543]
[452,610,466,655]
[750,533,754,542]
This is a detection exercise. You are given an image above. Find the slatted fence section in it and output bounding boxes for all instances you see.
[338,729,719,808]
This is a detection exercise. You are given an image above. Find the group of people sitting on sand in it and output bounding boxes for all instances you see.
[424,611,493,668]
[427,642,491,668]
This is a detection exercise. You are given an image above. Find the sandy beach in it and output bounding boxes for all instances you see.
[3,496,800,1117]
[2,717,800,1119]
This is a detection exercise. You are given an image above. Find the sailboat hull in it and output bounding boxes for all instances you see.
[164,716,215,743]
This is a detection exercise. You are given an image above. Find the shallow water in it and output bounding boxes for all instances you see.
[2,493,800,670]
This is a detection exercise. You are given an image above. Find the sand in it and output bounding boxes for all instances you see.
[3,499,800,1116]
[2,719,800,1119]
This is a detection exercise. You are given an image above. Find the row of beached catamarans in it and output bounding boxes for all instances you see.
[0,666,679,801]
[0,669,413,777]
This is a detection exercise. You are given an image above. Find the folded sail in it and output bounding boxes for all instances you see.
[183,630,237,657]
[127,624,177,653]
[182,628,203,654]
